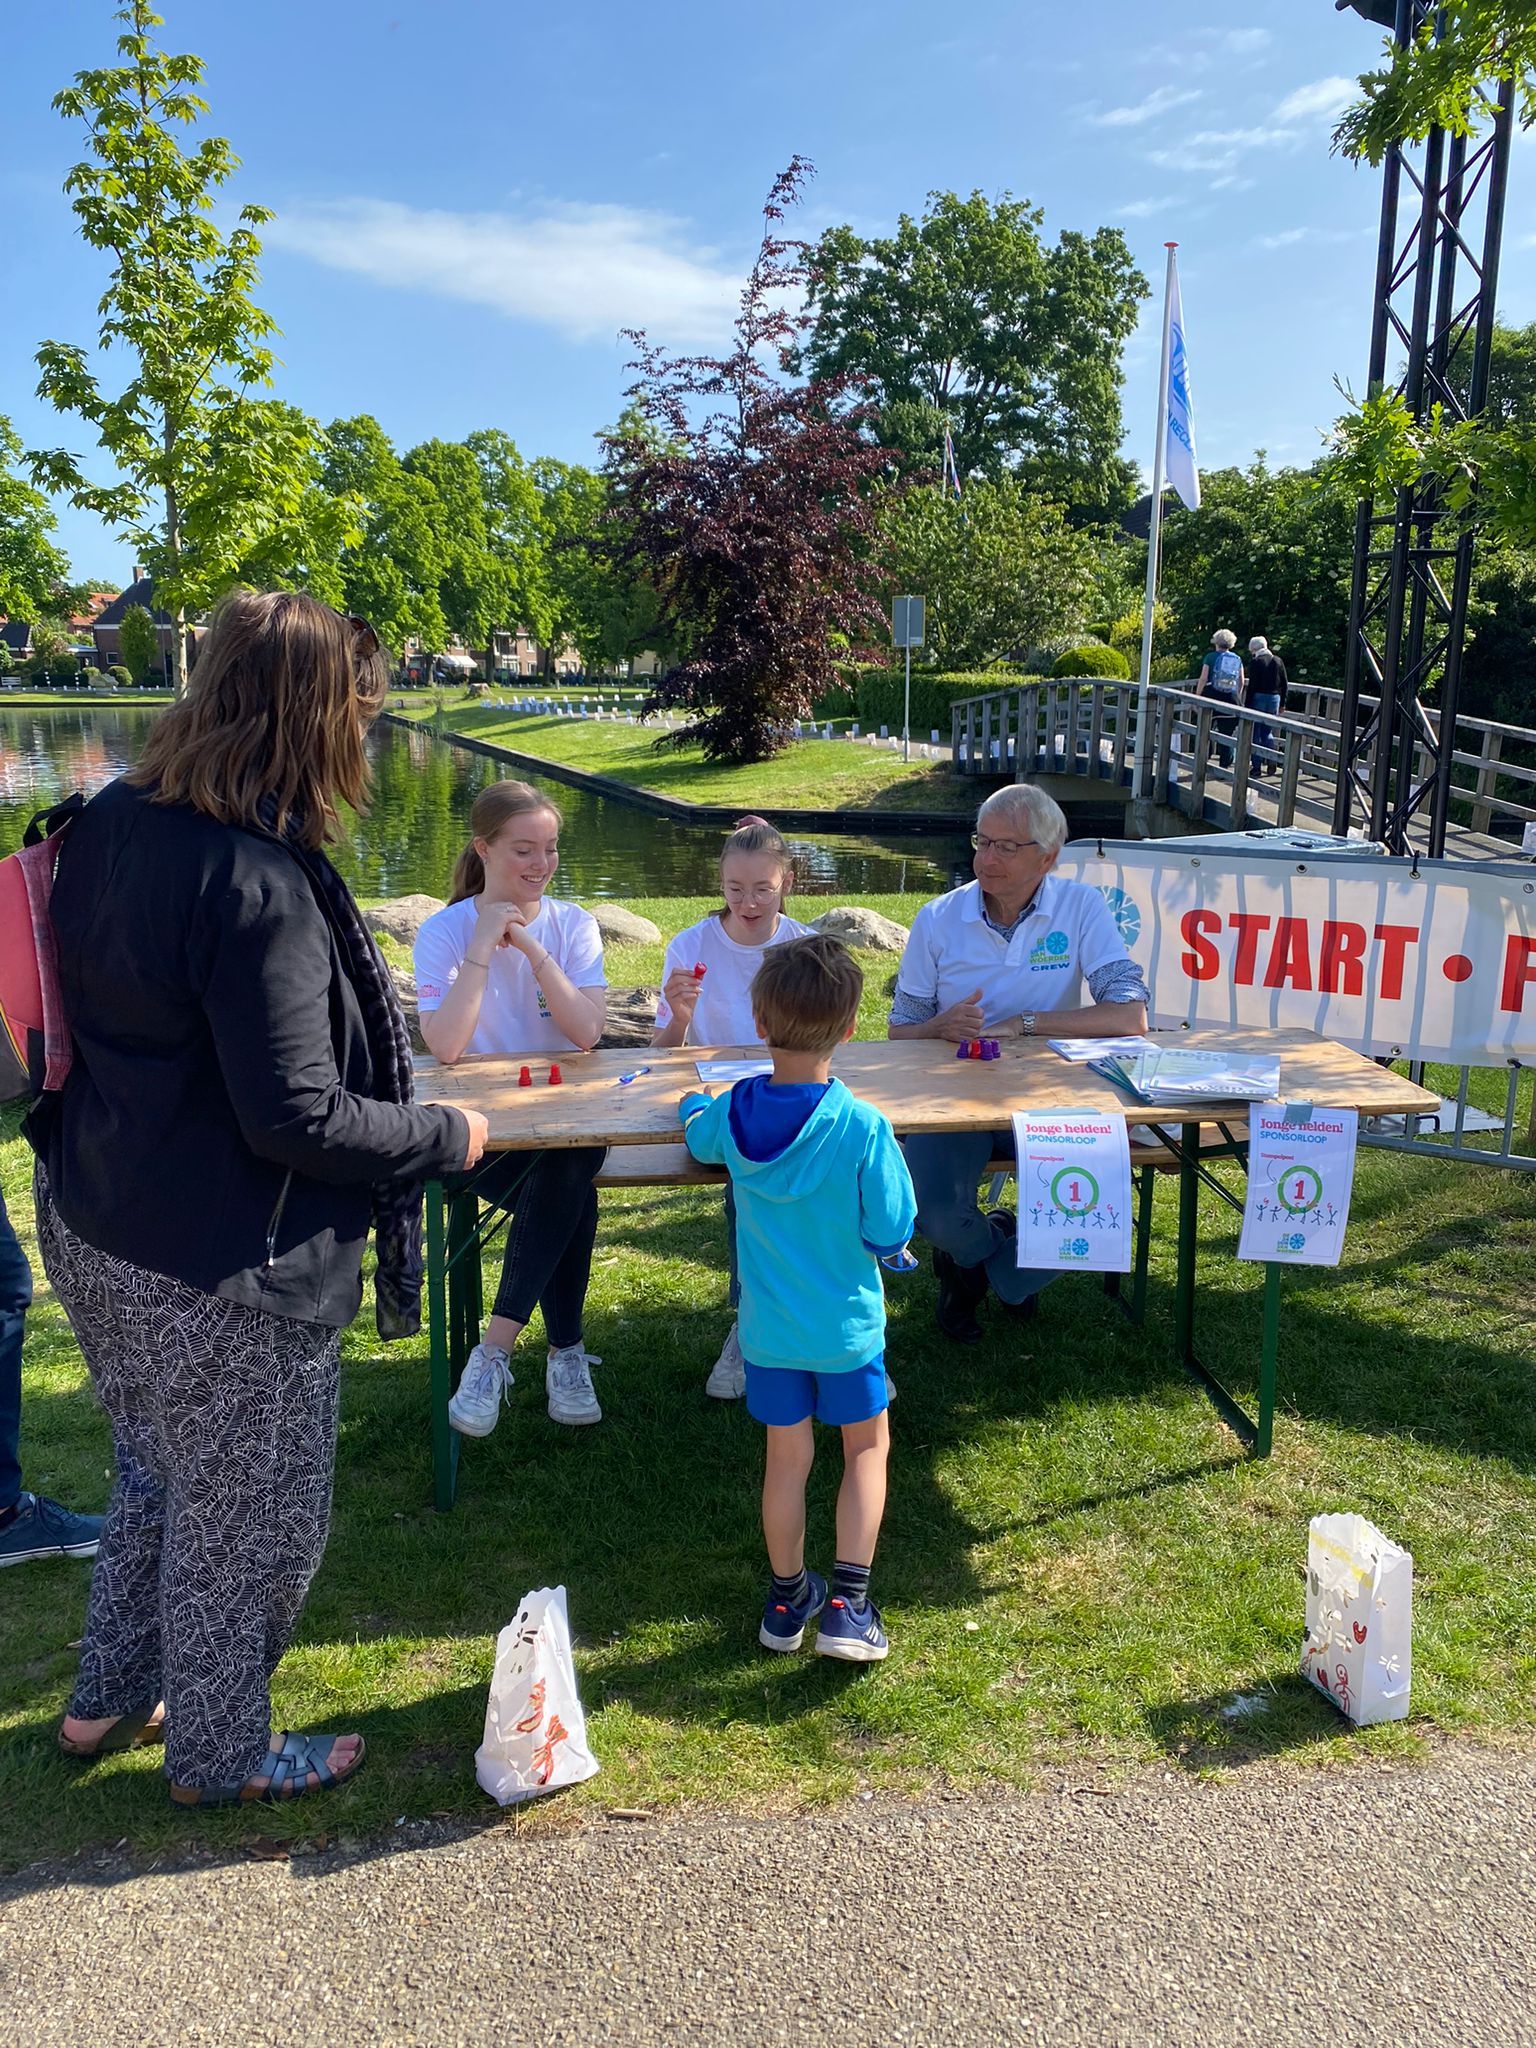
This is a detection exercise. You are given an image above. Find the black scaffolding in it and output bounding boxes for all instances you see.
[1331,0,1515,855]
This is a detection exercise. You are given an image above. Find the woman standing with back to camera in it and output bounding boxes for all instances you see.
[34,590,487,1806]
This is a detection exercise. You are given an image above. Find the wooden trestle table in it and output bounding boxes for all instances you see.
[415,1030,1438,1510]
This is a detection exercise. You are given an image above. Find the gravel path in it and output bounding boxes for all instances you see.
[4,1744,1533,2046]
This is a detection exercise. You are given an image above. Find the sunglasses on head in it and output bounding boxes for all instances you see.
[335,609,381,659]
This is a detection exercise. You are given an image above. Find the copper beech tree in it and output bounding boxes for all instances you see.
[604,160,891,763]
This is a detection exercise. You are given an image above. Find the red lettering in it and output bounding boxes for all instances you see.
[1372,923,1420,1001]
[1318,920,1368,997]
[1500,935,1536,1014]
[1263,916,1314,991]
[1180,909,1221,981]
[1228,913,1272,986]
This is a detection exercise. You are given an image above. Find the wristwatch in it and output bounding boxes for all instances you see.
[1020,1012,1037,1037]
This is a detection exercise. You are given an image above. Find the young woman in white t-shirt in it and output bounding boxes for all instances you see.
[414,781,609,1435]
[651,817,814,1401]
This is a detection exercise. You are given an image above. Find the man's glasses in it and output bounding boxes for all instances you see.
[971,833,1040,858]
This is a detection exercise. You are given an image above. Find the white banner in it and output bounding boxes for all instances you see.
[1057,844,1536,1064]
[1165,256,1200,512]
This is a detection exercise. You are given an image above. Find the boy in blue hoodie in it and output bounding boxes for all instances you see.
[679,934,917,1662]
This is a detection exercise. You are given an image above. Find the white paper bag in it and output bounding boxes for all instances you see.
[1301,1514,1412,1726]
[475,1584,601,1804]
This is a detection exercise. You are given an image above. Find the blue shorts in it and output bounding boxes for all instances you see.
[743,1355,888,1427]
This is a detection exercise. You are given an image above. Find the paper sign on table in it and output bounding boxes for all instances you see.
[693,1059,774,1084]
[1011,1110,1132,1274]
[1046,1035,1158,1063]
[1237,1103,1359,1265]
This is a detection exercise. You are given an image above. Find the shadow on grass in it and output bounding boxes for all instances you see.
[1143,1674,1384,1773]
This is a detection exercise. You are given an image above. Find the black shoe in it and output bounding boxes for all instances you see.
[933,1247,987,1343]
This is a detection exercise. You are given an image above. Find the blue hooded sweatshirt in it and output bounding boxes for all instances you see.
[679,1075,917,1375]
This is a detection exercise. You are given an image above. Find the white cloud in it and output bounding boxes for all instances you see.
[1252,225,1365,251]
[1273,76,1357,125]
[1220,29,1271,57]
[1089,85,1202,129]
[265,197,743,345]
[1116,196,1176,219]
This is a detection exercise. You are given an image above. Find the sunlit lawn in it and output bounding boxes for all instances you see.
[390,704,974,814]
[2,900,1533,1869]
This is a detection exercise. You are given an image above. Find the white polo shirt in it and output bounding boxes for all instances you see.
[414,896,606,1056]
[892,876,1138,1030]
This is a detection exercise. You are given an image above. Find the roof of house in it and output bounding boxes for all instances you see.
[93,576,172,629]
[0,619,33,652]
[68,592,118,629]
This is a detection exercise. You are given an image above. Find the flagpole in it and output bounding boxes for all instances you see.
[1134,241,1179,795]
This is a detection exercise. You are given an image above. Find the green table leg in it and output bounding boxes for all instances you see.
[1130,1164,1154,1325]
[1256,1260,1281,1460]
[426,1179,459,1512]
[1174,1124,1199,1366]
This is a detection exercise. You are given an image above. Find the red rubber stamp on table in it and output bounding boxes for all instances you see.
[518,1065,532,1088]
[548,1063,562,1086]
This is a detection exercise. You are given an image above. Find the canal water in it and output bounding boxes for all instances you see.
[0,705,978,899]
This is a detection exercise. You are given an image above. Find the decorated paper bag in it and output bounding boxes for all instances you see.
[475,1584,601,1804]
[1301,1514,1412,1726]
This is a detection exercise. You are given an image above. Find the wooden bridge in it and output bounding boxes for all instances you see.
[950,678,1535,859]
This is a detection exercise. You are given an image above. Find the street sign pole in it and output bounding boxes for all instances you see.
[891,595,925,766]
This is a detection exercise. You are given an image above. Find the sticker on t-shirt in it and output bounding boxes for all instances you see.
[1027,929,1072,972]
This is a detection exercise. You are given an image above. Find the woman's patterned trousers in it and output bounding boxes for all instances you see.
[35,1167,342,1792]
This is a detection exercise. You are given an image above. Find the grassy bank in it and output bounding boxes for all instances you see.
[392,704,974,814]
[2,897,1533,1870]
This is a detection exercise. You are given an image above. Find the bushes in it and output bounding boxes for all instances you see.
[106,664,133,687]
[855,667,1036,735]
[48,653,81,686]
[1050,643,1131,680]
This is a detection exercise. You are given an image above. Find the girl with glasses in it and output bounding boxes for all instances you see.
[651,817,815,1399]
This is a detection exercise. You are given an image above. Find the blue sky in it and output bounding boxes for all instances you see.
[8,0,1535,581]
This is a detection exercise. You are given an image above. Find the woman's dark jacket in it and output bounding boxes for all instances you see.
[30,777,465,1328]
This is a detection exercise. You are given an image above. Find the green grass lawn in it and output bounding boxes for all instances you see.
[391,704,973,814]
[2,898,1533,1870]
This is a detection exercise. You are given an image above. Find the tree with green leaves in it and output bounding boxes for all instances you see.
[877,478,1101,670]
[30,2,351,693]
[1157,461,1356,684]
[533,457,666,678]
[118,602,160,683]
[1333,1,1536,165]
[1329,7,1536,550]
[800,190,1146,512]
[320,417,451,656]
[467,429,553,648]
[0,415,69,617]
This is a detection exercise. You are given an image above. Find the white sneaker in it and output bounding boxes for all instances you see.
[705,1323,746,1401]
[884,1372,896,1404]
[546,1344,603,1426]
[448,1343,514,1437]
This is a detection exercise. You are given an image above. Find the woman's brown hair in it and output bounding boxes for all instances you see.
[717,814,794,913]
[449,781,563,903]
[126,589,388,848]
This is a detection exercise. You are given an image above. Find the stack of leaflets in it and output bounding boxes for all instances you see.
[1089,1045,1282,1106]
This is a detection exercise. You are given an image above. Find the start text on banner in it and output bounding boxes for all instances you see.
[1057,845,1536,1065]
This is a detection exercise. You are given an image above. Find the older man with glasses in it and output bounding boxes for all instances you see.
[889,785,1149,1341]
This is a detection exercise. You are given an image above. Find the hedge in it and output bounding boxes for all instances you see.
[1050,644,1131,680]
[854,668,1043,736]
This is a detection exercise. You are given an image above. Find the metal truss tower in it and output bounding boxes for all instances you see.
[1331,0,1515,855]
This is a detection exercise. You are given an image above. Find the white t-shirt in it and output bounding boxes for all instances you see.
[414,896,607,1056]
[654,911,816,1045]
[893,876,1132,1029]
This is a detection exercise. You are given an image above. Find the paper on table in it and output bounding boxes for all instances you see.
[1011,1109,1133,1275]
[1047,1035,1158,1063]
[1238,1103,1359,1266]
[694,1059,774,1083]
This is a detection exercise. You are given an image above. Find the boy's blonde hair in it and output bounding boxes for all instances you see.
[751,933,863,1053]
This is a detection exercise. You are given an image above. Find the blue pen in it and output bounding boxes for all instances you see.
[615,1066,652,1086]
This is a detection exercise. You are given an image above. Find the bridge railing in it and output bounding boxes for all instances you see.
[950,680,1139,783]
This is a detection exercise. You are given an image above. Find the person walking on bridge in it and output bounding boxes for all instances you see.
[1246,637,1289,778]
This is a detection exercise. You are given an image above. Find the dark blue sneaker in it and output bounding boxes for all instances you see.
[758,1570,827,1653]
[0,1492,103,1568]
[815,1594,889,1663]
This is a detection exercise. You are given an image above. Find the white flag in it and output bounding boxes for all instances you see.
[1165,260,1200,511]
